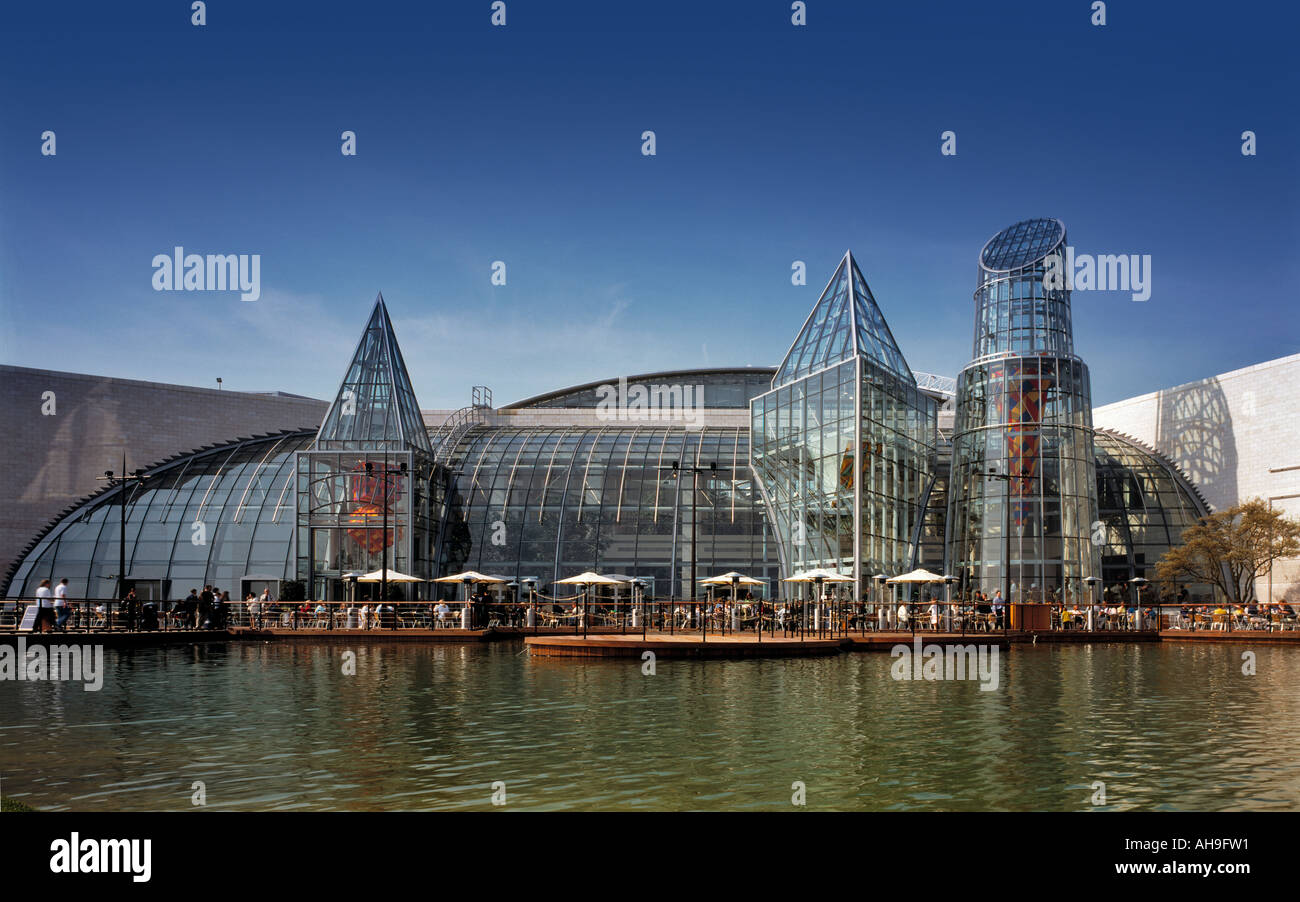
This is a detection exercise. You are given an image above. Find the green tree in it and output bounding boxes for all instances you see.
[1156,499,1300,606]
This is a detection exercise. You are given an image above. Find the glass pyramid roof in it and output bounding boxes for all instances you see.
[314,294,433,452]
[774,252,914,387]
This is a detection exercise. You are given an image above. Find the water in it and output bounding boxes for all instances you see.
[1,640,1298,811]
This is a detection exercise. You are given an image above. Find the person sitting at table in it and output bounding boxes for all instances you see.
[359,603,371,630]
[435,601,450,625]
[897,603,909,627]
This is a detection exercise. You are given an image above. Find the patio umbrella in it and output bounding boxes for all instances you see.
[885,568,945,584]
[356,568,424,582]
[554,572,625,637]
[886,570,944,631]
[700,572,764,637]
[782,570,851,637]
[434,571,506,628]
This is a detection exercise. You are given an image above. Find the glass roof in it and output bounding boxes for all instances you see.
[4,431,315,599]
[314,294,432,452]
[774,252,914,388]
[980,218,1065,271]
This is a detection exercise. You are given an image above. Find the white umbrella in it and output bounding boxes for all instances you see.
[433,570,506,584]
[700,572,764,637]
[433,571,507,628]
[886,569,944,630]
[554,572,625,637]
[781,569,850,636]
[700,571,764,586]
[356,568,424,583]
[885,568,945,584]
[554,572,626,586]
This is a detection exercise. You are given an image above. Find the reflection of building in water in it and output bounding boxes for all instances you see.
[1094,353,1300,603]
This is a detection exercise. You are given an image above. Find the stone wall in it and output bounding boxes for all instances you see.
[1093,353,1300,603]
[0,365,326,585]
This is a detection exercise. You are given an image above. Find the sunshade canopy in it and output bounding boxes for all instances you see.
[356,568,424,583]
[886,568,945,584]
[554,572,626,585]
[433,570,506,584]
[700,572,764,586]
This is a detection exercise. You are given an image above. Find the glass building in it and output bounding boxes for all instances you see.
[947,219,1101,604]
[751,252,937,600]
[1092,428,1212,595]
[295,296,443,600]
[1,231,1218,606]
[4,430,314,602]
[435,425,778,598]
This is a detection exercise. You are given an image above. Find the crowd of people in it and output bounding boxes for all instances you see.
[7,579,1297,634]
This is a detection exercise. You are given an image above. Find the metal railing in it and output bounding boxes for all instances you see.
[2,598,1293,637]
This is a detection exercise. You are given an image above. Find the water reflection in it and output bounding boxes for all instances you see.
[1,642,1298,811]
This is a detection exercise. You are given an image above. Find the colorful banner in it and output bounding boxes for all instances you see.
[996,359,1053,527]
[346,463,403,553]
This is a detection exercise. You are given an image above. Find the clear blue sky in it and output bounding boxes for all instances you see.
[2,0,1296,408]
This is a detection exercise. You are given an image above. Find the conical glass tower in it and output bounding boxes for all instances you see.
[947,219,1100,607]
[314,294,432,453]
[753,252,937,605]
[296,295,439,600]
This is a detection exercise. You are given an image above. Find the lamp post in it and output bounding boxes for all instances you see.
[97,454,150,629]
[1129,576,1150,630]
[873,573,887,632]
[1083,575,1101,631]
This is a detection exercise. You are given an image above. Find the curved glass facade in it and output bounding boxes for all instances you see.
[973,218,1073,359]
[437,425,778,598]
[1093,429,1211,594]
[6,431,313,600]
[948,219,1100,602]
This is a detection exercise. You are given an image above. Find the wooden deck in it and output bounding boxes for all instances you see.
[524,631,843,658]
[1158,628,1300,645]
[0,629,232,648]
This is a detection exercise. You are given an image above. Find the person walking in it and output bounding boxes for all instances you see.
[33,579,56,632]
[53,578,72,631]
[122,588,138,631]
[198,586,214,629]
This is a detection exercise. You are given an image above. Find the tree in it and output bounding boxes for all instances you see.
[1156,499,1300,607]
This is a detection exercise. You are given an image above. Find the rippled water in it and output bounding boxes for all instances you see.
[1,641,1298,811]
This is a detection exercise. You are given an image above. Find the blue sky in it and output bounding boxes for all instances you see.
[1,0,1296,409]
